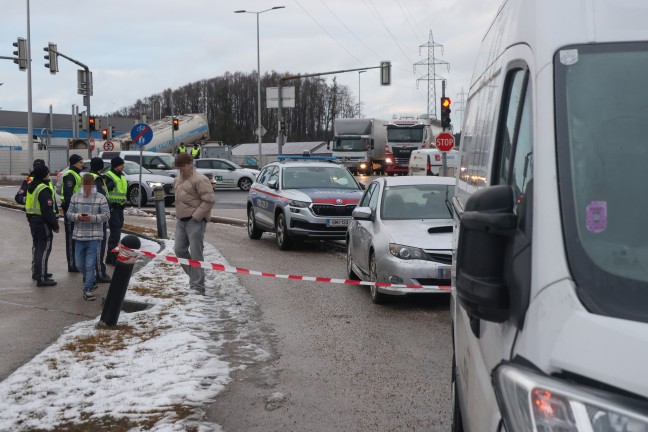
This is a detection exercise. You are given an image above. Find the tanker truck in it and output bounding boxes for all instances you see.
[330,118,388,175]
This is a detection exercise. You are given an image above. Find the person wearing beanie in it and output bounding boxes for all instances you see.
[15,159,49,205]
[88,157,111,283]
[191,143,201,160]
[103,156,127,265]
[58,154,84,272]
[25,164,60,286]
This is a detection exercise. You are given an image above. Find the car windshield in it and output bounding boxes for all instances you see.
[332,138,369,152]
[555,42,648,322]
[122,161,153,175]
[282,166,359,190]
[387,126,425,142]
[381,184,454,220]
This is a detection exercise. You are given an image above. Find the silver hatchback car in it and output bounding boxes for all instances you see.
[346,176,455,304]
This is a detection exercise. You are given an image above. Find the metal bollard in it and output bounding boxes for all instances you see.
[153,186,167,239]
[98,235,141,327]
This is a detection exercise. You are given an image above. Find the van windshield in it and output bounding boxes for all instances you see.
[555,42,648,323]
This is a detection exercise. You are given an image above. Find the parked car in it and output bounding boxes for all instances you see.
[99,151,176,177]
[408,148,459,177]
[193,158,259,191]
[81,159,175,207]
[347,176,455,304]
[247,155,364,250]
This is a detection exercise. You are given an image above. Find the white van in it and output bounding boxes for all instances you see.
[408,148,458,177]
[451,0,648,431]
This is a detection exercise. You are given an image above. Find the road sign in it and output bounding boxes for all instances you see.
[130,123,153,146]
[266,87,296,108]
[103,140,114,151]
[435,132,455,152]
[255,126,267,137]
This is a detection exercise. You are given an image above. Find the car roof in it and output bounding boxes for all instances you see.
[270,161,345,169]
[381,176,456,187]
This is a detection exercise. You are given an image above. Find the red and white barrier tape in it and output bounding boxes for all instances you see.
[116,246,452,291]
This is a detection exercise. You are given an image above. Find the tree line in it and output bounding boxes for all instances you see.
[110,71,357,145]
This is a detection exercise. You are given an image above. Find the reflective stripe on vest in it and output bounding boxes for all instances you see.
[191,147,199,157]
[25,183,49,215]
[57,168,81,201]
[105,170,127,204]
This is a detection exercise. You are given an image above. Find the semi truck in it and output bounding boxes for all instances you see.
[384,115,444,175]
[330,118,388,175]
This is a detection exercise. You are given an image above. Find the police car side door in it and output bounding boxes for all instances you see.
[250,166,277,229]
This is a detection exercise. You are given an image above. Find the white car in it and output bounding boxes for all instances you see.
[194,158,259,191]
[347,175,455,304]
[80,160,175,206]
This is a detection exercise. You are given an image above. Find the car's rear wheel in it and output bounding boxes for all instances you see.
[238,177,253,191]
[247,207,263,239]
[276,213,292,250]
[128,184,147,206]
[346,240,360,280]
[369,251,388,304]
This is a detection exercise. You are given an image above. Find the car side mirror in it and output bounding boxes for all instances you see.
[228,167,235,171]
[157,164,166,169]
[268,179,278,190]
[352,206,372,221]
[455,185,517,324]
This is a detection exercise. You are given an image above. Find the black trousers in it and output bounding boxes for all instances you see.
[63,211,76,270]
[30,222,53,281]
[107,206,124,263]
[95,222,108,276]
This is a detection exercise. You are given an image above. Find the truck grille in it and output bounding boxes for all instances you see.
[311,204,356,217]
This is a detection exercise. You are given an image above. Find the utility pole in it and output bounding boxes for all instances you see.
[414,31,449,119]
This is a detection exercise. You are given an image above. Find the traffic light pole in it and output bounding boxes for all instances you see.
[441,80,447,177]
[48,47,92,158]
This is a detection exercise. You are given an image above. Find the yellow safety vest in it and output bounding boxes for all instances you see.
[25,183,54,216]
[178,146,187,154]
[89,172,107,195]
[104,170,128,205]
[191,147,200,158]
[56,168,81,202]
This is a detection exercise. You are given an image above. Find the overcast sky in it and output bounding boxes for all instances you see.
[1,0,501,126]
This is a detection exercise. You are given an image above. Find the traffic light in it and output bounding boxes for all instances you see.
[43,42,58,74]
[102,128,108,139]
[440,97,452,128]
[88,116,96,131]
[78,112,88,131]
[13,37,27,71]
[380,60,391,86]
[172,118,179,131]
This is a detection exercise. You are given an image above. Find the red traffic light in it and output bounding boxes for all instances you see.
[88,116,96,131]
[172,118,179,131]
[102,128,108,139]
[442,97,451,108]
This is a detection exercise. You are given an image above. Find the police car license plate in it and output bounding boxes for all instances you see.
[326,218,350,227]
[437,266,451,279]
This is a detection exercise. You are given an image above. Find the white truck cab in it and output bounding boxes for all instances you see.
[451,0,648,431]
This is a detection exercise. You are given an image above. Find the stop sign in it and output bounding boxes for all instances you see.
[435,132,455,152]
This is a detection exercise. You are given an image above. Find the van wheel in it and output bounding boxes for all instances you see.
[451,355,464,432]
[128,185,147,206]
[276,213,292,250]
[369,252,388,304]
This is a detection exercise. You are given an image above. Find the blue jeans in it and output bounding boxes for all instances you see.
[75,239,100,292]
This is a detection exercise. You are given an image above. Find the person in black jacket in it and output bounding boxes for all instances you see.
[15,159,47,205]
[26,164,60,286]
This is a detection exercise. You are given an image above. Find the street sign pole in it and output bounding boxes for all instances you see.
[441,80,447,176]
[130,123,154,209]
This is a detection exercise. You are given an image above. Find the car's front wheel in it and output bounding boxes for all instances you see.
[238,177,253,191]
[346,240,360,280]
[369,251,388,304]
[128,184,147,206]
[275,213,292,250]
[247,207,262,239]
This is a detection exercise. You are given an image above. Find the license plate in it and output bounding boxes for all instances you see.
[438,266,452,279]
[326,218,350,227]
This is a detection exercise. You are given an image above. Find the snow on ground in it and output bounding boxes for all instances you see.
[0,238,269,431]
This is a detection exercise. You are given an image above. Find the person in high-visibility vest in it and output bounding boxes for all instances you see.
[176,142,187,155]
[103,156,128,265]
[15,159,55,206]
[60,154,84,272]
[25,164,60,286]
[191,143,201,160]
[89,157,111,284]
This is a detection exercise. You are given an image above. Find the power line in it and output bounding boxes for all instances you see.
[414,31,449,119]
[396,0,424,43]
[365,0,415,65]
[401,0,428,41]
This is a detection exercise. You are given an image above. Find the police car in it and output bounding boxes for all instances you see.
[247,155,364,250]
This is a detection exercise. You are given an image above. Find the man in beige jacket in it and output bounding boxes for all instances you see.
[174,153,215,294]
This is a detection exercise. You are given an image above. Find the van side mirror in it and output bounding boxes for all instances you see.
[455,185,517,323]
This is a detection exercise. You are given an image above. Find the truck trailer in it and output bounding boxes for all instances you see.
[331,118,388,175]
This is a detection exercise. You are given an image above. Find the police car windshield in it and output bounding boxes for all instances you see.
[282,166,359,190]
[555,42,648,322]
